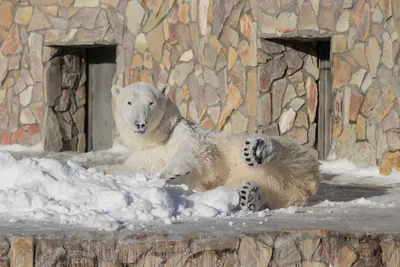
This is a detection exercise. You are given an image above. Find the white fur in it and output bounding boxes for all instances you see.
[97,82,321,210]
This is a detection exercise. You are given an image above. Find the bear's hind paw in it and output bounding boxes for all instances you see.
[160,165,192,183]
[241,137,279,167]
[237,181,263,212]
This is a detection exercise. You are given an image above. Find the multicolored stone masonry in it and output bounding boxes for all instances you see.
[0,230,400,266]
[0,0,399,173]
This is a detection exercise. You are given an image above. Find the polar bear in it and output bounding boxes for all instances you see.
[96,82,320,211]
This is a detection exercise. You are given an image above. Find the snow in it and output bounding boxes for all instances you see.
[0,144,399,233]
[0,151,241,231]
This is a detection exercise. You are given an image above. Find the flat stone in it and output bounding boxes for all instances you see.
[14,76,26,94]
[347,26,357,50]
[0,90,5,105]
[125,0,145,35]
[382,110,399,132]
[360,86,381,116]
[229,27,239,48]
[337,10,350,32]
[10,237,33,267]
[306,77,318,123]
[257,93,271,126]
[203,68,219,88]
[19,86,33,107]
[289,70,305,96]
[169,24,190,50]
[380,151,400,175]
[44,29,78,44]
[0,52,8,85]
[319,8,335,31]
[290,98,305,111]
[143,52,153,69]
[20,107,36,125]
[259,0,280,14]
[49,16,68,30]
[352,43,368,68]
[259,59,286,92]
[259,13,276,35]
[212,0,234,36]
[275,236,302,265]
[276,12,297,33]
[205,86,220,106]
[382,32,394,69]
[180,50,193,62]
[0,108,9,131]
[238,40,250,66]
[170,62,194,86]
[178,3,190,24]
[332,35,347,53]
[229,60,245,93]
[240,13,251,39]
[216,83,243,130]
[231,111,248,133]
[336,124,357,159]
[366,37,381,77]
[75,85,86,109]
[146,23,164,61]
[349,88,364,122]
[356,3,370,40]
[0,1,13,29]
[199,0,210,35]
[284,50,303,75]
[42,108,62,151]
[74,0,99,7]
[28,8,52,31]
[1,24,22,55]
[332,56,351,89]
[279,108,297,134]
[352,142,377,168]
[28,33,43,82]
[387,131,400,150]
[377,127,389,160]
[370,87,395,123]
[298,2,319,31]
[15,6,33,25]
[379,0,392,19]
[356,114,366,140]
[272,78,287,121]
[282,84,297,109]
[361,73,372,93]
[349,69,366,86]
[300,238,320,260]
[372,7,384,22]
[238,236,272,266]
[261,39,285,54]
[305,56,319,80]
[207,107,220,125]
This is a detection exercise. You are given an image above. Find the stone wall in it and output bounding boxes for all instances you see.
[0,231,400,266]
[0,0,399,171]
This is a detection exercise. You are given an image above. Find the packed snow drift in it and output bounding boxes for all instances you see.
[0,150,242,231]
[0,143,399,231]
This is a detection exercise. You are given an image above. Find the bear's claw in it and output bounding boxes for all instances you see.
[241,137,279,167]
[237,181,263,212]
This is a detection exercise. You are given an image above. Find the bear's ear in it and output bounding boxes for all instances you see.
[111,84,122,97]
[159,85,168,96]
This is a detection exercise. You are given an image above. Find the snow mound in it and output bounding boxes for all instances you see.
[0,152,240,231]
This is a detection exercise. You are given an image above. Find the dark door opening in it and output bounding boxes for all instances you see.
[316,41,333,160]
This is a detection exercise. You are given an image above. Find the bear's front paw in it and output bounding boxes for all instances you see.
[237,181,263,212]
[160,164,192,183]
[241,137,279,167]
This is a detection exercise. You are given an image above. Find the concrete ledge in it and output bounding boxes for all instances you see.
[1,230,400,266]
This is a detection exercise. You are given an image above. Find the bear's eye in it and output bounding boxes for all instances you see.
[127,101,132,105]
[149,102,154,106]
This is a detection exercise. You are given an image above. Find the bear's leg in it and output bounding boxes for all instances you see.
[241,137,280,167]
[160,160,193,182]
[236,181,265,211]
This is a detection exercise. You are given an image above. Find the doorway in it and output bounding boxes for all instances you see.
[42,46,116,152]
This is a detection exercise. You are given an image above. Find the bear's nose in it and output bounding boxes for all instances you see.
[134,119,147,131]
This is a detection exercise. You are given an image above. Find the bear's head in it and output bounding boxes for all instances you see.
[111,82,174,136]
